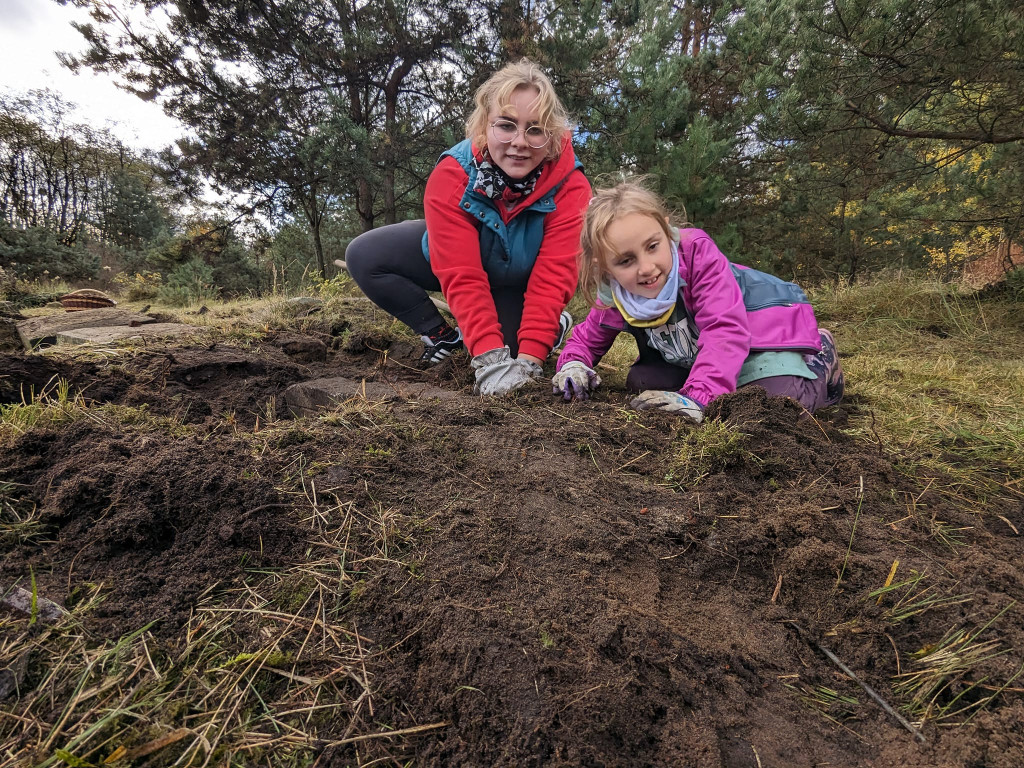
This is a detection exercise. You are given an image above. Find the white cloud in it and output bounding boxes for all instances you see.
[0,0,36,31]
[0,0,186,150]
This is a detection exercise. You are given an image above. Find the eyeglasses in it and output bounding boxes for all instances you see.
[489,120,551,149]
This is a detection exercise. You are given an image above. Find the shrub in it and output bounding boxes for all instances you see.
[0,265,15,299]
[157,258,220,307]
[112,271,163,301]
[311,272,357,299]
[0,223,99,282]
[1005,268,1024,300]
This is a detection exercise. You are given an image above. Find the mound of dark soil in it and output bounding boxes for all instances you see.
[309,387,1024,767]
[0,344,307,426]
[2,336,1023,767]
[0,420,302,637]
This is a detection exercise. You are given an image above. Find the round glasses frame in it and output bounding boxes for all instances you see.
[489,120,551,149]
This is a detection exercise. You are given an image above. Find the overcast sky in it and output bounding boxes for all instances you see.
[0,0,184,150]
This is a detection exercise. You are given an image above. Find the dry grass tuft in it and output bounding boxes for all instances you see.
[893,602,1021,726]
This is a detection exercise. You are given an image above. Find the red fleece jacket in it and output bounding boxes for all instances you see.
[423,139,591,359]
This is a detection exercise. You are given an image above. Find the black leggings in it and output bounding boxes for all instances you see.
[345,220,528,355]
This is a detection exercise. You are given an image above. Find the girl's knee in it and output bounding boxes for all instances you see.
[626,363,688,393]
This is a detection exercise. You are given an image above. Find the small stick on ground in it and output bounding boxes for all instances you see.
[996,515,1019,535]
[321,721,449,748]
[785,621,926,744]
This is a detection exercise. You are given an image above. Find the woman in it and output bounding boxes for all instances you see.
[346,59,591,395]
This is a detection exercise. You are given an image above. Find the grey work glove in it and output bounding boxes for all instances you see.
[472,346,543,396]
[629,390,705,424]
[551,361,602,401]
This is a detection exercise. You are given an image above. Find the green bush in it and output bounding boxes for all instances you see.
[311,272,357,299]
[1005,268,1024,300]
[112,271,163,301]
[0,223,99,282]
[158,258,220,306]
[0,265,15,299]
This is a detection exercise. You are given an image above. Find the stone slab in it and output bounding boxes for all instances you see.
[284,376,458,417]
[56,323,197,345]
[16,308,156,349]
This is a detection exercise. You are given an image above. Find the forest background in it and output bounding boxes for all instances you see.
[2,0,1023,306]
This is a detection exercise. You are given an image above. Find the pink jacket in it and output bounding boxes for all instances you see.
[557,228,823,406]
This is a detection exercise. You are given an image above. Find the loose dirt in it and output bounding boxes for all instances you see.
[1,327,1021,767]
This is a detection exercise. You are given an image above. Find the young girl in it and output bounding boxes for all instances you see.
[552,182,844,422]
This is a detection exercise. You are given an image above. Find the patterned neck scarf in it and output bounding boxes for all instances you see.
[473,149,543,206]
[610,264,680,328]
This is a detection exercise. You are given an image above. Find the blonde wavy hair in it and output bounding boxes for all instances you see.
[578,180,688,307]
[465,59,570,161]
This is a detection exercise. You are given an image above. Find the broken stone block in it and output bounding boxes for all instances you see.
[16,308,156,350]
[283,375,458,417]
[55,323,197,346]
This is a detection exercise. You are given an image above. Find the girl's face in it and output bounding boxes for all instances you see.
[485,87,548,179]
[603,213,675,298]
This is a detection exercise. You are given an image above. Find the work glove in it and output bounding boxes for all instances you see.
[472,347,543,396]
[629,390,705,424]
[551,361,602,401]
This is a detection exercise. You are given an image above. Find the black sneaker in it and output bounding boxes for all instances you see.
[553,310,573,351]
[420,326,463,364]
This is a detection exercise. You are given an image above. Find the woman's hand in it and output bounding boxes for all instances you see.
[518,353,544,366]
[551,361,601,401]
[472,347,543,396]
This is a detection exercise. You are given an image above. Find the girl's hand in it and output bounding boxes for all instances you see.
[518,353,544,366]
[629,390,704,423]
[551,361,602,401]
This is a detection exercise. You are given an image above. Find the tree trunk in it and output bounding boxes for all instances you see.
[357,177,374,232]
[312,216,326,277]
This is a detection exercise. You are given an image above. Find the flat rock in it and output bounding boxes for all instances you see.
[284,375,458,417]
[16,308,156,349]
[56,323,197,346]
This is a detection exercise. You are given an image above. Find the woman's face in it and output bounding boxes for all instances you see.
[485,86,548,179]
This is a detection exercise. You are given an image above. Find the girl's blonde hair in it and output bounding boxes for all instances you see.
[578,181,688,307]
[465,59,570,161]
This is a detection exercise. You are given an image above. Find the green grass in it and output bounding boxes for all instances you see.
[0,376,194,448]
[0,377,89,440]
[784,679,861,725]
[0,480,43,545]
[868,570,972,624]
[664,419,753,487]
[810,273,1023,504]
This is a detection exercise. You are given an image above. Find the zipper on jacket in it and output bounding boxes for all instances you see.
[745,300,797,311]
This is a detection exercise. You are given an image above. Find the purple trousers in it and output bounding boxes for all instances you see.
[627,360,833,414]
